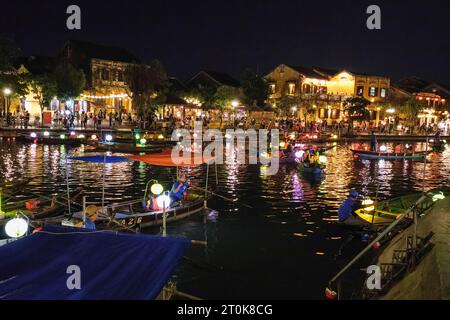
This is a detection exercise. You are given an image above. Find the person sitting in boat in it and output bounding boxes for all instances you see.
[146,194,162,211]
[338,190,372,228]
[303,146,319,167]
[170,174,188,204]
[75,205,99,230]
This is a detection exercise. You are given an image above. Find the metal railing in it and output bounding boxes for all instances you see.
[327,192,436,298]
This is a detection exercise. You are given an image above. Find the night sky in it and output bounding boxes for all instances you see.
[1,0,449,83]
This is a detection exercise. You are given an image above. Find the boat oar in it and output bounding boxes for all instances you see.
[194,187,253,209]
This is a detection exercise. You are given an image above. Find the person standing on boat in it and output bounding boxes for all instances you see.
[170,174,188,204]
[370,131,377,151]
[338,190,372,227]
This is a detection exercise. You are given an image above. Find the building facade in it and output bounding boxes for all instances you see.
[265,64,390,124]
[61,40,140,114]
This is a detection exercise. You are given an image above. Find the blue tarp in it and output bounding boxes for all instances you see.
[0,225,190,300]
[70,155,132,163]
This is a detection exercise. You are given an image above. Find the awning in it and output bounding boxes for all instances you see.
[0,225,189,300]
[70,155,132,163]
[128,150,215,167]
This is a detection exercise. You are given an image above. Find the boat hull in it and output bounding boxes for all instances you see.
[351,149,428,160]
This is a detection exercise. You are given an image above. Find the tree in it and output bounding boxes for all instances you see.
[240,69,268,108]
[0,36,20,74]
[54,62,86,102]
[343,97,371,128]
[397,97,425,133]
[125,60,167,116]
[0,36,29,113]
[29,74,57,126]
[212,85,242,127]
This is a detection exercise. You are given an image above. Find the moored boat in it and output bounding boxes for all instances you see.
[355,188,449,225]
[351,149,429,160]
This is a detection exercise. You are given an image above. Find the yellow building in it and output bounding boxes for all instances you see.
[61,40,138,114]
[265,64,390,124]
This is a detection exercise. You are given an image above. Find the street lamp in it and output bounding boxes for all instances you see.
[3,87,12,115]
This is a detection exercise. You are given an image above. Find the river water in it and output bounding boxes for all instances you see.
[0,140,449,299]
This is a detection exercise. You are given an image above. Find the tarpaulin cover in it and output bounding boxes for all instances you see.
[70,155,132,163]
[0,225,190,300]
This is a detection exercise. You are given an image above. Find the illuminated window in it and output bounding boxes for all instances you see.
[357,86,364,96]
[303,84,311,94]
[319,108,326,118]
[380,88,387,98]
[269,83,276,94]
[288,83,296,95]
[369,86,378,97]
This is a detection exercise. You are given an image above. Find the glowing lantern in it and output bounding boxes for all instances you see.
[60,134,65,139]
[140,138,147,145]
[105,134,113,142]
[91,134,97,140]
[150,183,163,195]
[135,134,141,140]
[43,131,50,137]
[5,218,28,238]
[70,131,76,136]
[156,194,171,208]
[30,132,37,138]
[332,134,338,139]
[361,199,374,206]
[318,155,328,164]
[78,134,85,139]
[158,134,164,140]
[279,141,286,148]
[379,145,387,152]
[295,150,304,159]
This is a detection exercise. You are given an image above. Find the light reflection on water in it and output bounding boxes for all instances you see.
[0,141,450,299]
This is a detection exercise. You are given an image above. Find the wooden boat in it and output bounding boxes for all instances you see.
[1,178,33,195]
[99,193,206,230]
[299,162,325,175]
[432,140,447,152]
[355,188,449,225]
[0,187,83,224]
[351,149,429,160]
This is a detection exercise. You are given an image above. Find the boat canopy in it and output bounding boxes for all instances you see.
[70,155,132,163]
[128,150,215,167]
[0,225,189,299]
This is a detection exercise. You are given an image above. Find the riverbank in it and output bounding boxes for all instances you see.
[1,127,449,143]
[378,196,450,300]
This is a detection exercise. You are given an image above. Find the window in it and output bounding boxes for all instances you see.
[357,86,364,96]
[303,84,311,94]
[288,83,296,95]
[319,86,327,94]
[269,83,276,94]
[380,88,387,98]
[102,69,110,81]
[369,86,378,97]
[118,70,124,82]
[319,108,326,118]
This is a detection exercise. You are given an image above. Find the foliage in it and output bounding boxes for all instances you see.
[54,62,86,101]
[211,85,242,111]
[343,97,371,123]
[240,69,268,108]
[29,74,57,125]
[125,60,168,115]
